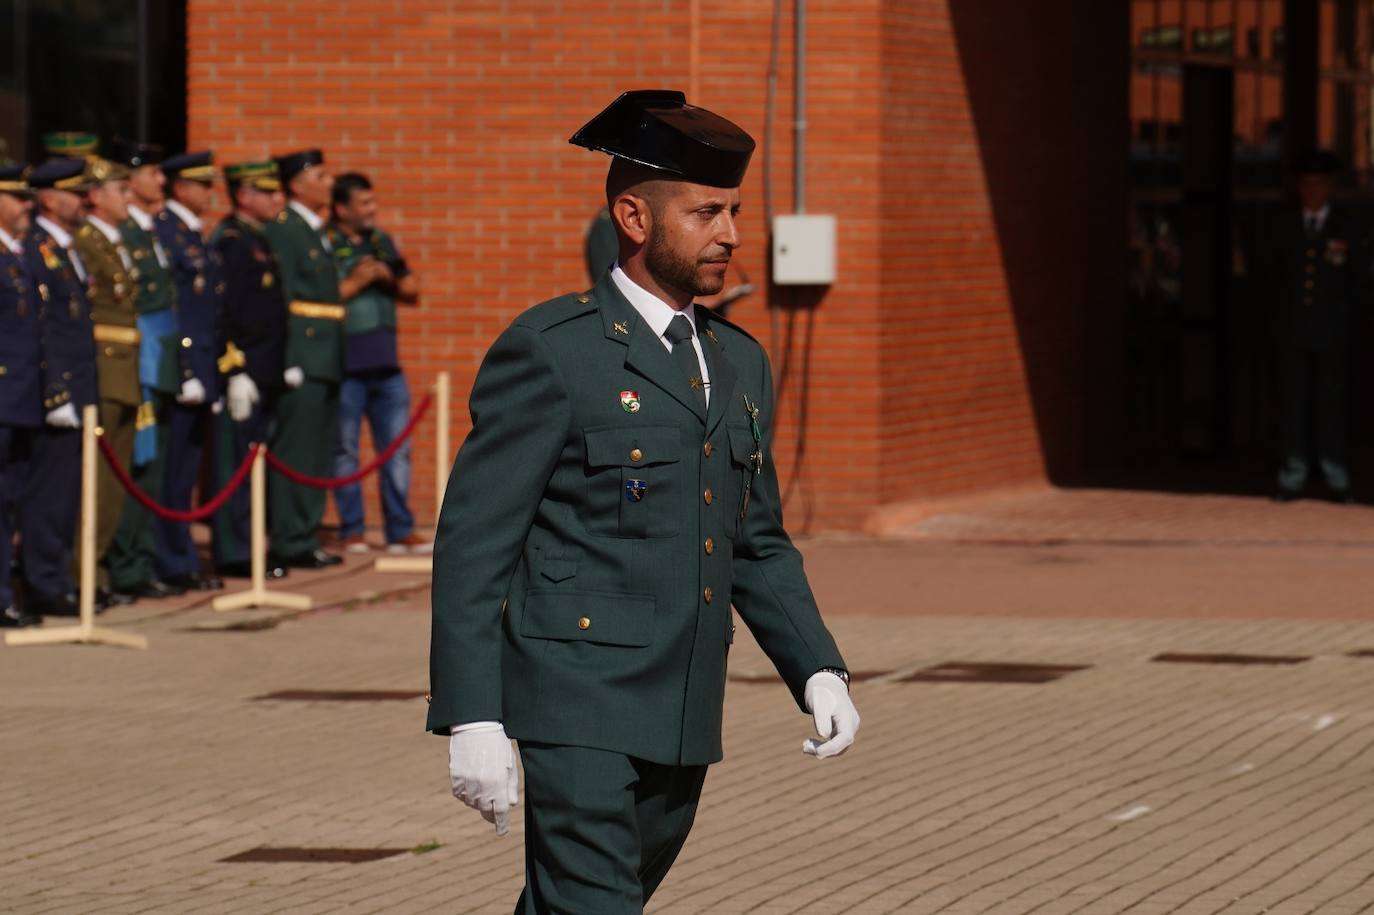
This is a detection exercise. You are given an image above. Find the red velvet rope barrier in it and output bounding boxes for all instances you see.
[98,437,262,522]
[264,393,432,490]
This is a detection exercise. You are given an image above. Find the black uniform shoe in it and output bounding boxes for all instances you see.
[163,572,225,591]
[0,604,42,628]
[26,590,79,616]
[277,549,344,569]
[217,560,289,580]
[112,579,188,600]
[95,588,135,609]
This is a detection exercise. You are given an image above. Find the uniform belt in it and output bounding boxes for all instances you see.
[92,324,141,345]
[289,301,346,321]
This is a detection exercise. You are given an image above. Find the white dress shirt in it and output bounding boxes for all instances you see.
[610,264,711,405]
[35,215,87,282]
[289,199,330,250]
[86,215,135,270]
[0,227,21,256]
[164,199,203,233]
[128,205,170,267]
[1303,204,1331,235]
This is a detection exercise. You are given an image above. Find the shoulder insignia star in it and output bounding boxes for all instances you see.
[689,376,705,390]
[613,321,629,336]
[705,327,720,344]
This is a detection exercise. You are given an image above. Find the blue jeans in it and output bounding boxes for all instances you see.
[333,369,415,543]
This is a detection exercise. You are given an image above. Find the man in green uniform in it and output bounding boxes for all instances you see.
[261,148,351,568]
[428,91,860,913]
[104,138,189,599]
[70,156,142,603]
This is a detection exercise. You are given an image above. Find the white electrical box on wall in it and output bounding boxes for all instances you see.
[772,214,837,285]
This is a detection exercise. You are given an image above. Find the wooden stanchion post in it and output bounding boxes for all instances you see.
[7,406,148,649]
[375,371,449,574]
[212,445,313,613]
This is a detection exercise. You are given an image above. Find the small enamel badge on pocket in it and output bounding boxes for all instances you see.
[620,390,641,413]
[625,479,648,502]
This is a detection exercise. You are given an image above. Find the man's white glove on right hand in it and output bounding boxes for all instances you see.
[283,366,305,389]
[177,377,207,405]
[226,373,259,422]
[45,403,80,429]
[449,722,519,836]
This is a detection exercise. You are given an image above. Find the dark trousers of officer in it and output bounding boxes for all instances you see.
[211,394,274,567]
[0,426,33,609]
[1277,346,1351,493]
[20,425,80,600]
[106,396,169,589]
[155,401,213,578]
[515,743,707,914]
[269,378,338,558]
[72,399,135,590]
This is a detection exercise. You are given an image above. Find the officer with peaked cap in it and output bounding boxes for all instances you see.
[0,164,43,627]
[209,160,290,580]
[43,131,100,159]
[153,151,229,589]
[261,148,348,568]
[428,90,860,912]
[103,138,190,599]
[21,157,99,616]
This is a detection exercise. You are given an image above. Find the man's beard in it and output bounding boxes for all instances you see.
[646,220,727,298]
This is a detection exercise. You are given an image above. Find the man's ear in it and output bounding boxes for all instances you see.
[611,193,652,247]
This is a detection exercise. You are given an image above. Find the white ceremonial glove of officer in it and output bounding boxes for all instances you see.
[449,722,520,836]
[226,373,259,423]
[802,671,860,759]
[176,378,207,405]
[282,366,305,389]
[45,403,80,429]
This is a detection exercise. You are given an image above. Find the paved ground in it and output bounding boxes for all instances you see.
[6,489,1374,914]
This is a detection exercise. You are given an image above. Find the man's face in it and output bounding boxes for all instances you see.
[0,192,33,237]
[643,182,741,298]
[173,179,214,216]
[88,179,132,224]
[237,185,283,223]
[128,164,165,208]
[40,188,87,229]
[1298,173,1333,212]
[334,186,377,233]
[291,164,334,211]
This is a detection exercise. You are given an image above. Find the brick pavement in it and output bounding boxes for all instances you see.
[6,489,1374,913]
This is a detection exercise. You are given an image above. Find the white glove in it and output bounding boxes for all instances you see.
[449,722,520,836]
[283,366,305,389]
[226,373,259,422]
[45,403,80,429]
[177,377,207,405]
[802,671,860,759]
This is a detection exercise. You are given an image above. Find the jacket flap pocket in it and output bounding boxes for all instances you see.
[540,559,578,582]
[584,425,681,468]
[727,424,755,465]
[520,589,654,647]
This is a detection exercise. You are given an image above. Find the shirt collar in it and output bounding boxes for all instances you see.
[1304,204,1331,227]
[610,264,696,341]
[165,199,202,232]
[127,204,155,231]
[0,227,20,255]
[289,199,324,232]
[86,215,124,246]
[36,215,74,249]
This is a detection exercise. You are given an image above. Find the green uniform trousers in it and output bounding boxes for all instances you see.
[515,742,707,914]
[269,377,338,558]
[105,397,168,589]
[72,398,135,590]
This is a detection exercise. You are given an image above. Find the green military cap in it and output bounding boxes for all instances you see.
[43,131,100,158]
[84,156,131,185]
[223,159,281,191]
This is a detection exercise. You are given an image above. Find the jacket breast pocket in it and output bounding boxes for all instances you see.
[583,424,682,539]
[725,423,756,539]
[520,589,654,647]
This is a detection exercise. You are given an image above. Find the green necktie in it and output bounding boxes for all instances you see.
[665,314,707,413]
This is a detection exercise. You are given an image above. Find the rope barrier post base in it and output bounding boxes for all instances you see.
[212,446,313,613]
[7,405,148,650]
[375,370,448,576]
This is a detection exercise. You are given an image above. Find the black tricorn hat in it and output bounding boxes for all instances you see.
[109,137,164,168]
[570,90,755,188]
[275,148,325,186]
[1294,149,1343,176]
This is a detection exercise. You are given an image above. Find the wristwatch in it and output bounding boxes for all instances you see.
[817,667,851,689]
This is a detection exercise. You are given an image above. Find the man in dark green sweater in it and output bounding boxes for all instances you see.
[428,91,860,913]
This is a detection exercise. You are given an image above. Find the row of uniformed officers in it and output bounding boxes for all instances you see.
[0,133,373,628]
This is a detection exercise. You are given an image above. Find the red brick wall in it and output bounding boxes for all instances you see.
[187,0,1125,533]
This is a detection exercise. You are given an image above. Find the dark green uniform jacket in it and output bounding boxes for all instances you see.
[262,204,344,382]
[427,271,846,766]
